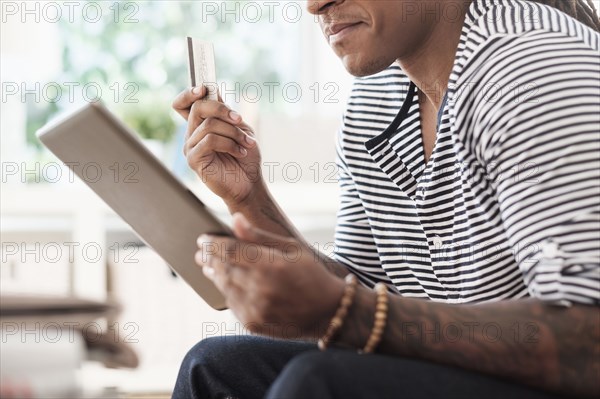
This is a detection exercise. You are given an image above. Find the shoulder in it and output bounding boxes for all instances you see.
[449,1,600,163]
[468,0,599,48]
[454,0,599,86]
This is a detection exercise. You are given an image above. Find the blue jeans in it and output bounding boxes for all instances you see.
[172,335,563,399]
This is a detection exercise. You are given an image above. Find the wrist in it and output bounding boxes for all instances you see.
[225,180,299,239]
[316,274,355,346]
[331,285,377,350]
[226,179,269,215]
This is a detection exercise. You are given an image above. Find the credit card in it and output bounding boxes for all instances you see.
[187,37,218,101]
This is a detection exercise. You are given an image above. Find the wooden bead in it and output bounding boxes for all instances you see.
[362,283,389,354]
[318,274,358,351]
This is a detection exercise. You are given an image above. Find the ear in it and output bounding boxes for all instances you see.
[232,213,294,247]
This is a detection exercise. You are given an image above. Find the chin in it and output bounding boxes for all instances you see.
[341,53,394,77]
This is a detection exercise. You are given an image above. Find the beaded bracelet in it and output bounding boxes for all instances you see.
[361,282,389,354]
[318,273,358,351]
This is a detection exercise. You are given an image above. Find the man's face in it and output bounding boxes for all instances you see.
[307,0,438,77]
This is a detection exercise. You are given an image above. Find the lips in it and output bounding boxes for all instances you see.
[326,22,361,36]
[325,21,363,43]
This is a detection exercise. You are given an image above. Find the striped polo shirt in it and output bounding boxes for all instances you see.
[333,0,600,305]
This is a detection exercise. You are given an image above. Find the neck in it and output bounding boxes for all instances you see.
[397,5,468,110]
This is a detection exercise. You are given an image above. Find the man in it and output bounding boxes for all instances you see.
[172,0,600,398]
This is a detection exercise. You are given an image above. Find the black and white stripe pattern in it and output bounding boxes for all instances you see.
[333,0,600,305]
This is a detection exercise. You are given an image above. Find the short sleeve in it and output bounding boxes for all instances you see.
[475,32,600,305]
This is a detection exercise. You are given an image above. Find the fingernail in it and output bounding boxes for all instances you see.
[245,135,256,146]
[197,234,209,247]
[194,250,203,264]
[233,212,250,228]
[229,111,241,122]
[239,147,247,156]
[239,213,250,227]
[192,86,202,95]
[203,266,215,278]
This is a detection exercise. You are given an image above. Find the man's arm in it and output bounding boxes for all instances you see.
[335,291,600,398]
[228,118,399,283]
[227,183,351,278]
[171,85,350,279]
[226,181,299,239]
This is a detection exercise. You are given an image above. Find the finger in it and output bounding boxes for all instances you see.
[203,261,232,293]
[172,86,207,120]
[203,260,249,289]
[203,264,233,295]
[197,235,241,264]
[196,246,230,288]
[187,133,248,162]
[187,117,256,152]
[198,247,249,292]
[238,120,256,137]
[186,100,243,141]
[232,213,297,247]
[212,280,249,324]
[197,235,260,270]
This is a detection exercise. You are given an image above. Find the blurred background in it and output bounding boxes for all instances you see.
[1,1,352,397]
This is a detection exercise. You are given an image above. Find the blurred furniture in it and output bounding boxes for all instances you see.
[0,294,136,398]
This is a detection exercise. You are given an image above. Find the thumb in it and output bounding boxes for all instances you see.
[232,213,295,247]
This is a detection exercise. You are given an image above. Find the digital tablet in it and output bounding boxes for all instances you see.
[37,102,230,310]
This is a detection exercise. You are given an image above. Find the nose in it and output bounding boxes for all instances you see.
[306,0,341,15]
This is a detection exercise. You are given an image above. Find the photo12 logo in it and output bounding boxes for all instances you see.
[1,161,140,185]
[1,2,140,24]
[1,241,140,265]
[1,321,140,344]
[1,82,139,104]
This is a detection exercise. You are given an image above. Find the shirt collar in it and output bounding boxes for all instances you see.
[465,0,506,26]
[448,0,505,99]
